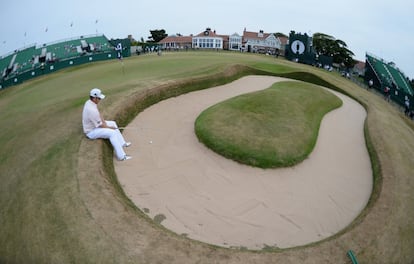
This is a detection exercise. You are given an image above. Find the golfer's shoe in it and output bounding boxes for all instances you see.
[123,142,132,147]
[121,155,132,161]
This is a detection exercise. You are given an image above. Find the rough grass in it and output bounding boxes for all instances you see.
[0,51,413,263]
[195,81,342,168]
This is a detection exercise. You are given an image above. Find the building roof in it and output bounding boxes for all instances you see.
[353,60,366,71]
[278,36,288,46]
[159,35,192,44]
[195,28,228,38]
[243,30,272,40]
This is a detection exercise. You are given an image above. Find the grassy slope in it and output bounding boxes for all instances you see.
[0,51,413,263]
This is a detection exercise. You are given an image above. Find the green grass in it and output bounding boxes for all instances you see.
[195,81,342,168]
[0,51,413,263]
[0,52,282,263]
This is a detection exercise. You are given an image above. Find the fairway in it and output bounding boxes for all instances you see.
[1,51,413,263]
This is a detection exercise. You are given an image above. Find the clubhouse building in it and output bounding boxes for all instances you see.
[159,28,286,55]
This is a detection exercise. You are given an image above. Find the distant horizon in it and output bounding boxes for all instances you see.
[1,30,406,74]
[1,0,413,78]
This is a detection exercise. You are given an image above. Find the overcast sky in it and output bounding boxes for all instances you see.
[1,0,413,78]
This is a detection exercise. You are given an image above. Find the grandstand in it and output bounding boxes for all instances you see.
[365,53,413,110]
[0,34,126,89]
[44,35,113,60]
[365,53,413,95]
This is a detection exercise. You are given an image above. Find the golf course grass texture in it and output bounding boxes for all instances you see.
[195,81,342,168]
[1,51,413,263]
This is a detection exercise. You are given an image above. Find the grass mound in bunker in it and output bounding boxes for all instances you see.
[195,81,342,168]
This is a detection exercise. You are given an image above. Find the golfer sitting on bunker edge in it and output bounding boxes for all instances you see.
[82,88,132,161]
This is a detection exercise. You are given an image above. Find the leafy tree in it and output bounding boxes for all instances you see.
[274,32,288,38]
[129,35,146,46]
[313,33,356,69]
[148,29,168,43]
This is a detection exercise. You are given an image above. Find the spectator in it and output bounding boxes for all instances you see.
[384,86,391,102]
[404,96,410,116]
[368,79,373,89]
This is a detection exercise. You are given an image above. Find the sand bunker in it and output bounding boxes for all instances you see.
[115,76,372,250]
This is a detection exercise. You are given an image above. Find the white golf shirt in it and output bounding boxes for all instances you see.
[82,99,102,134]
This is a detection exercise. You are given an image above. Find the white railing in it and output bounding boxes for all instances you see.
[35,33,106,49]
[0,43,37,59]
[366,51,407,77]
[366,53,382,86]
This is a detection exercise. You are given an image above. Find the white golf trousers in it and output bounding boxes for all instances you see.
[86,120,127,160]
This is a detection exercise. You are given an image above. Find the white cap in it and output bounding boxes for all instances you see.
[90,88,105,99]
